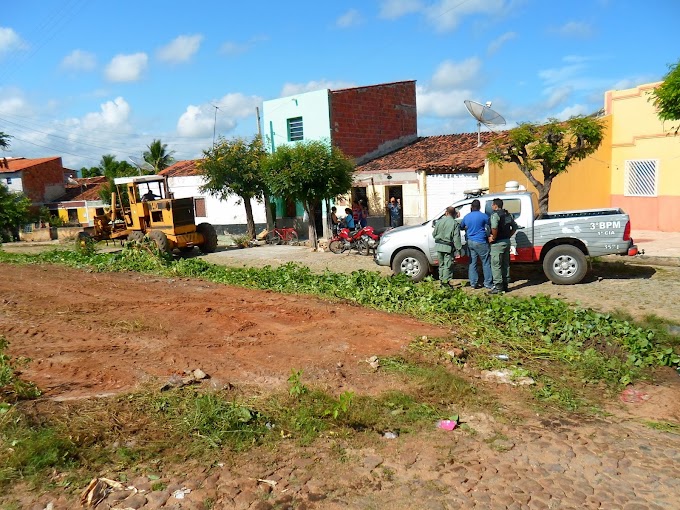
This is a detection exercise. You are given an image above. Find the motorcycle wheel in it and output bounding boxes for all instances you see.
[328,239,345,254]
[357,239,370,256]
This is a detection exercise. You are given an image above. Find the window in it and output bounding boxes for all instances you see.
[194,197,206,217]
[485,199,521,219]
[67,209,79,223]
[625,159,658,197]
[5,178,11,185]
[287,117,303,141]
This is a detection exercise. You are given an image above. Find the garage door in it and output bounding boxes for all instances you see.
[426,173,480,219]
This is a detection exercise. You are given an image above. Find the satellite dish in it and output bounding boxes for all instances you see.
[66,176,79,186]
[464,100,506,147]
[128,155,155,175]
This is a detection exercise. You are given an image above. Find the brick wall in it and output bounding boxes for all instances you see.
[21,158,66,203]
[330,81,418,160]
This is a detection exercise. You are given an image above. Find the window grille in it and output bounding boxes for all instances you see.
[624,159,658,197]
[194,197,206,217]
[287,117,303,142]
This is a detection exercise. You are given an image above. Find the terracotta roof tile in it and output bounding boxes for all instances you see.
[0,156,61,173]
[356,132,495,174]
[57,176,108,202]
[159,160,200,177]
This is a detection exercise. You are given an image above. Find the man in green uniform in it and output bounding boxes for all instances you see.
[433,206,462,289]
[488,198,517,294]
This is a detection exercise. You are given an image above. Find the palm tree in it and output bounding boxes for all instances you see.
[0,132,12,150]
[142,139,175,173]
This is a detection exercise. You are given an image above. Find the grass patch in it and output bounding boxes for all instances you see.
[643,420,680,434]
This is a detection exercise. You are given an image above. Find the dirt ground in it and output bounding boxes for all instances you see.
[1,249,680,509]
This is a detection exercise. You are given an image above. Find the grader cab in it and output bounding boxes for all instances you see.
[81,175,217,254]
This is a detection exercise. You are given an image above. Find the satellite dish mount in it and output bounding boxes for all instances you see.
[464,100,506,147]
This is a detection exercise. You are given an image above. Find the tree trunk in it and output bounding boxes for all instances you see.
[263,190,274,231]
[242,195,256,239]
[537,178,553,216]
[306,202,318,249]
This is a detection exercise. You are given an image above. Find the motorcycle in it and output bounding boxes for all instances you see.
[329,225,389,255]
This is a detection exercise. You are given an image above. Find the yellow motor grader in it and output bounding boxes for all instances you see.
[78,175,217,254]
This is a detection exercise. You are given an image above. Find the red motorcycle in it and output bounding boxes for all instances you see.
[329,226,388,255]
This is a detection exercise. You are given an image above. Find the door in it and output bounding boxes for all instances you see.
[386,185,403,227]
[426,173,480,219]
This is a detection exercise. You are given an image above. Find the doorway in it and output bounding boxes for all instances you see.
[386,185,403,227]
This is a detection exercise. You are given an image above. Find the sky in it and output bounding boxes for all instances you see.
[1,0,678,171]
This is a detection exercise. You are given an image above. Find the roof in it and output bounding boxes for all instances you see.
[113,174,166,185]
[0,156,62,174]
[57,176,107,202]
[356,132,495,174]
[159,159,200,177]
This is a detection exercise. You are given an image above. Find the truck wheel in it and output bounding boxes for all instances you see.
[392,249,430,282]
[197,222,218,253]
[149,230,171,254]
[127,231,144,245]
[543,245,587,285]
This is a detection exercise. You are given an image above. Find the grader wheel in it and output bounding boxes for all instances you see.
[197,222,218,253]
[148,230,171,254]
[127,231,145,245]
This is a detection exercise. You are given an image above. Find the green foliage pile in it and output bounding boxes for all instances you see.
[0,249,677,388]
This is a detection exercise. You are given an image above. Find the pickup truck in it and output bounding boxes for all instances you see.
[374,189,638,285]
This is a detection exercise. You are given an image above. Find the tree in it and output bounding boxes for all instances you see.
[80,166,103,178]
[197,136,268,239]
[262,139,355,248]
[650,58,680,133]
[143,139,175,173]
[96,155,138,204]
[0,132,11,150]
[0,184,30,242]
[487,116,605,215]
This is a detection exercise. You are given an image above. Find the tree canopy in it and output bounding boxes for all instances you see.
[0,132,11,150]
[487,115,605,214]
[650,58,680,133]
[143,139,175,173]
[96,155,138,204]
[0,184,30,242]
[262,139,355,247]
[198,136,268,238]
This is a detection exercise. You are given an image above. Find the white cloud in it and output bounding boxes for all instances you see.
[552,104,590,120]
[336,9,363,28]
[487,31,516,55]
[379,0,424,19]
[425,0,507,33]
[416,85,473,118]
[61,49,96,72]
[220,35,268,56]
[545,86,573,109]
[177,93,263,137]
[0,87,29,115]
[157,34,203,64]
[553,21,594,38]
[280,80,356,97]
[0,27,27,56]
[431,58,482,89]
[80,97,132,131]
[105,53,148,82]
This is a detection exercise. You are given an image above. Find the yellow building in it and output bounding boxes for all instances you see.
[607,82,680,232]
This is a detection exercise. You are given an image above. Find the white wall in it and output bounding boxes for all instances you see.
[167,175,267,228]
[262,89,331,151]
[2,172,23,193]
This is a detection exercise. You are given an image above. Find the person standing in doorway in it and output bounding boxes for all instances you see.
[330,206,340,235]
[387,197,402,228]
[359,199,368,228]
[488,198,517,294]
[433,206,462,289]
[460,199,493,289]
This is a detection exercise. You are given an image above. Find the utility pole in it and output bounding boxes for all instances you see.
[257,106,274,231]
[212,104,220,147]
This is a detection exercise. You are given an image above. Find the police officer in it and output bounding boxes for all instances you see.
[433,206,462,289]
[488,198,516,294]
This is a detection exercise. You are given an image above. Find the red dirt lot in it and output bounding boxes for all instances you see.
[0,263,448,400]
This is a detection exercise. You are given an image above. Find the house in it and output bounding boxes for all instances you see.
[0,156,67,205]
[354,132,493,226]
[49,176,108,226]
[159,160,267,235]
[262,80,418,236]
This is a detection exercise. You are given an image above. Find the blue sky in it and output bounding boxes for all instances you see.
[1,0,678,170]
